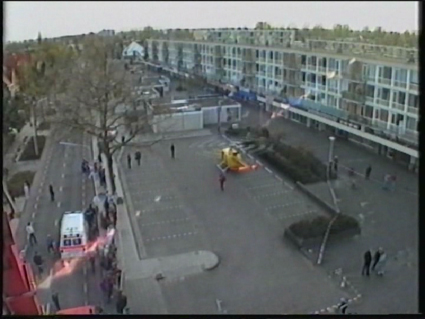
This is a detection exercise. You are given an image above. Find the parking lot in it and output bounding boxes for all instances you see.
[119,132,350,314]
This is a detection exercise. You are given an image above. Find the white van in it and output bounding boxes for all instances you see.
[59,211,88,260]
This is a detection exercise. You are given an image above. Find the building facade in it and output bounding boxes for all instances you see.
[146,29,419,169]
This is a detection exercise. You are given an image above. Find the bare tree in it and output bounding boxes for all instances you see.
[53,37,170,192]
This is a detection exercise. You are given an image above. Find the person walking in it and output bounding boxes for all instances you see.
[33,251,44,277]
[49,184,55,202]
[362,249,372,276]
[373,248,387,276]
[337,298,348,314]
[170,144,175,159]
[51,291,61,311]
[26,222,37,245]
[127,154,132,169]
[116,291,128,314]
[89,254,96,273]
[46,234,55,254]
[135,151,141,166]
[365,165,372,180]
[219,172,226,191]
[382,174,391,190]
[24,181,30,200]
[121,136,125,144]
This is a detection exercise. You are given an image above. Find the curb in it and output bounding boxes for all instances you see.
[312,293,362,314]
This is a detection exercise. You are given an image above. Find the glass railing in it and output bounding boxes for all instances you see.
[378,77,391,85]
[342,91,364,102]
[376,98,390,107]
[392,80,408,89]
[407,106,418,115]
[390,101,406,111]
[408,83,418,92]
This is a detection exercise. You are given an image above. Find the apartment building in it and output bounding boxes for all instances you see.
[146,29,419,170]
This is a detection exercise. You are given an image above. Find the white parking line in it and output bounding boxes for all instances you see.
[63,163,66,167]
[34,203,38,209]
[59,186,63,192]
[61,173,65,178]
[265,167,273,174]
[54,219,58,226]
[276,210,317,220]
[265,201,304,210]
[140,217,191,227]
[36,196,40,202]
[32,212,36,218]
[247,183,282,190]
[142,205,184,214]
[253,190,292,199]
[57,202,61,208]
[38,188,42,194]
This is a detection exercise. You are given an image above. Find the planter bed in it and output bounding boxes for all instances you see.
[19,136,46,161]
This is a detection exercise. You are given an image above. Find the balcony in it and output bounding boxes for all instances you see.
[317,84,326,91]
[257,70,266,77]
[409,83,418,92]
[378,77,391,86]
[407,106,418,116]
[373,119,389,130]
[376,98,390,107]
[348,113,369,125]
[392,80,407,89]
[328,86,339,93]
[342,91,364,103]
[307,64,316,71]
[390,101,405,111]
[365,96,374,104]
[274,59,283,65]
[317,67,327,73]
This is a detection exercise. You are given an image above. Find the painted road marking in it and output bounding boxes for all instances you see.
[61,173,65,178]
[54,219,58,226]
[265,201,304,210]
[140,217,191,227]
[32,212,36,218]
[34,203,38,209]
[38,188,42,194]
[284,182,294,190]
[40,181,44,188]
[276,210,317,220]
[57,202,61,208]
[145,231,198,242]
[36,196,40,202]
[59,186,63,192]
[83,282,88,293]
[253,190,292,199]
[275,175,283,182]
[135,211,141,217]
[63,163,66,167]
[265,167,273,174]
[256,160,264,166]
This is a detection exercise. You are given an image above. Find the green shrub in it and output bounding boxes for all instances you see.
[19,136,46,161]
[7,171,36,197]
[288,214,360,239]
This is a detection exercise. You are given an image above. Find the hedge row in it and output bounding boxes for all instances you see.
[288,214,360,239]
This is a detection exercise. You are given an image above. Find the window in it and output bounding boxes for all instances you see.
[301,55,306,65]
[381,88,390,100]
[409,70,418,84]
[321,76,326,86]
[394,68,408,83]
[364,105,373,118]
[379,109,389,122]
[311,56,317,66]
[269,51,273,60]
[408,94,418,108]
[366,85,375,97]
[256,50,259,58]
[63,239,72,246]
[302,72,306,82]
[406,116,417,130]
[398,92,406,105]
[379,66,392,79]
[72,238,82,246]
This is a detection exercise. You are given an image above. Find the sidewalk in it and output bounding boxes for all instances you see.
[241,105,418,314]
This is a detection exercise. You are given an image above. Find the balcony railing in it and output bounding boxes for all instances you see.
[378,77,391,85]
[365,96,374,104]
[407,106,418,115]
[328,86,339,93]
[392,80,408,89]
[390,101,406,111]
[376,98,390,107]
[409,83,418,92]
[307,64,316,71]
[317,67,327,73]
[373,119,389,130]
[342,91,364,103]
[274,59,283,65]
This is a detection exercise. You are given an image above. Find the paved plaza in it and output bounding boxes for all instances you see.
[119,132,352,314]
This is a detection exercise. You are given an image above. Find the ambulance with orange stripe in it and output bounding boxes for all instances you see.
[59,211,89,260]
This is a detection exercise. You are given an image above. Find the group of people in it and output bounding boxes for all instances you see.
[82,159,107,187]
[126,144,176,169]
[362,247,387,277]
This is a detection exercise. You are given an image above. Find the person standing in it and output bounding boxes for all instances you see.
[33,251,44,277]
[26,222,37,245]
[24,181,30,200]
[390,175,397,192]
[127,154,132,169]
[219,172,226,191]
[373,248,387,276]
[49,184,55,202]
[135,151,141,166]
[362,250,372,276]
[365,165,372,180]
[337,298,348,314]
[371,248,382,271]
[121,136,125,144]
[333,156,339,173]
[116,291,128,314]
[170,144,175,159]
[46,234,55,254]
[89,254,96,274]
[51,291,61,311]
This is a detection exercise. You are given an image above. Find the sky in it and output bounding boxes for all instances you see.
[4,1,418,42]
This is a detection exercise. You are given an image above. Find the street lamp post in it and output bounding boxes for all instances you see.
[31,99,39,157]
[328,136,335,171]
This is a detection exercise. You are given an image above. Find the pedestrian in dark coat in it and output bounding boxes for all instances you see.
[371,248,382,271]
[362,250,372,276]
[170,144,175,159]
[333,156,339,172]
[365,165,372,180]
[51,291,61,310]
[33,251,44,277]
[135,151,141,166]
[219,172,226,191]
[49,184,55,202]
[127,154,131,169]
[116,291,128,314]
